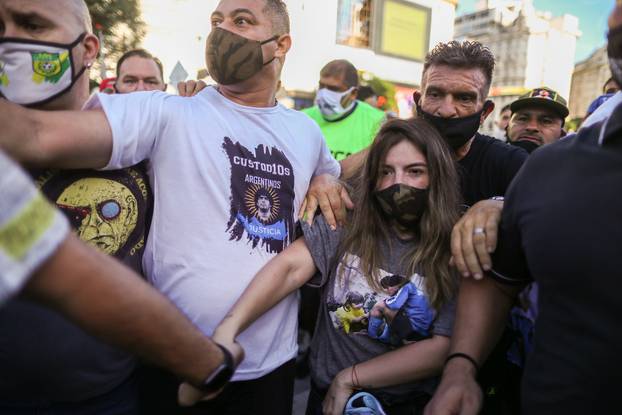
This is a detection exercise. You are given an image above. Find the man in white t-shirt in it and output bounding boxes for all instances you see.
[0,0,339,413]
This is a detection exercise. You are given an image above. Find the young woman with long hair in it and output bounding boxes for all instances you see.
[212,118,462,415]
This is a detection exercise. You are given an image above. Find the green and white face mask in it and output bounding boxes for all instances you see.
[0,33,86,107]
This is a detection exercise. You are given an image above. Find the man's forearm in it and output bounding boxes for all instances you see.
[0,100,112,169]
[339,149,367,180]
[216,238,316,339]
[25,233,222,386]
[449,277,519,366]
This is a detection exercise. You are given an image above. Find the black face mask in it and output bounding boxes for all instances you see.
[206,27,278,86]
[374,183,428,228]
[511,139,539,154]
[608,25,622,88]
[416,100,493,150]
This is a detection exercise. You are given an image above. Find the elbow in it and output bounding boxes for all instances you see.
[285,259,315,291]
[286,262,309,290]
[280,239,316,290]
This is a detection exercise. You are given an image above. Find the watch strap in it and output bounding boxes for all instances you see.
[200,343,235,393]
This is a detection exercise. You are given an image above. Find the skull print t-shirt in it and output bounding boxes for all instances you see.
[0,162,152,401]
[301,215,456,403]
[31,162,152,270]
[94,86,340,380]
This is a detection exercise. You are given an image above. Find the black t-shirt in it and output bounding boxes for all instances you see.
[458,133,528,206]
[0,163,153,402]
[491,111,622,414]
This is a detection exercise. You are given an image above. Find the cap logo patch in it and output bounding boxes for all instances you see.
[531,89,556,101]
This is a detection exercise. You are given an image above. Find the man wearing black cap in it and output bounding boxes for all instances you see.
[506,87,568,153]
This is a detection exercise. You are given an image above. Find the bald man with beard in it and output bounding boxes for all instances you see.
[0,1,153,412]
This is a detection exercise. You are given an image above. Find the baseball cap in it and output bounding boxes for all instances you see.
[510,87,569,119]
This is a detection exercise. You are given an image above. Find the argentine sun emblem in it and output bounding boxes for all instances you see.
[31,51,70,84]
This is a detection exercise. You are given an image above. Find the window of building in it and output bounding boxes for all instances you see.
[336,0,373,48]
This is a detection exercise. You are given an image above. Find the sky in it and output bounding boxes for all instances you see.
[456,0,611,62]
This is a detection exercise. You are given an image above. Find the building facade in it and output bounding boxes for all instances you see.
[454,0,580,134]
[284,1,457,91]
[569,46,612,120]
[140,0,458,116]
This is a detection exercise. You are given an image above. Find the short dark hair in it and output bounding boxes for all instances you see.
[255,188,272,204]
[263,0,290,35]
[320,59,359,88]
[344,291,365,306]
[603,77,619,93]
[423,40,495,98]
[501,104,511,113]
[116,49,164,81]
[380,274,407,289]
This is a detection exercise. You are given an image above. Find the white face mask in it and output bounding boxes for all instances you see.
[315,87,356,121]
[0,33,86,107]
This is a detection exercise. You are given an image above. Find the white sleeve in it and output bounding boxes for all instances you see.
[90,91,170,170]
[313,129,341,178]
[0,152,69,304]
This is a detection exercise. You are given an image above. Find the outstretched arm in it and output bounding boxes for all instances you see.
[424,277,521,415]
[213,237,318,343]
[24,232,242,389]
[0,99,112,169]
[323,335,451,415]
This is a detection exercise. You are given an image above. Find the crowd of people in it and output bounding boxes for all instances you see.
[0,0,620,415]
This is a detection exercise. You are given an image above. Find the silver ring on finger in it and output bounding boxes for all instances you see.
[473,227,485,236]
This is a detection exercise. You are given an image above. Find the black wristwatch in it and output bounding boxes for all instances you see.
[200,343,235,393]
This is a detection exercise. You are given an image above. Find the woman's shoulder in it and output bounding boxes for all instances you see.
[300,214,345,243]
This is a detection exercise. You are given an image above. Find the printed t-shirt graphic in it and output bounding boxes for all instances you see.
[223,137,295,254]
[329,253,435,342]
[32,165,151,264]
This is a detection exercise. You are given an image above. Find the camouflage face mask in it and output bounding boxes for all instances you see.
[0,33,86,107]
[374,183,428,228]
[206,27,278,85]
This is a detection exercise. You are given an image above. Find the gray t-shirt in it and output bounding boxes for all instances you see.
[301,215,456,403]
